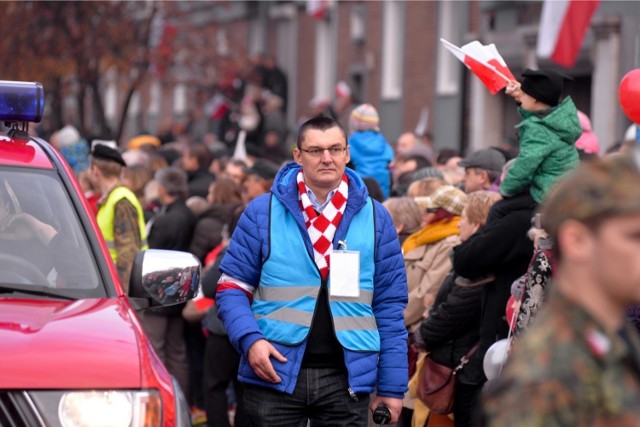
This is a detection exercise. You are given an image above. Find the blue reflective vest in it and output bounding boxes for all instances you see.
[253,195,380,352]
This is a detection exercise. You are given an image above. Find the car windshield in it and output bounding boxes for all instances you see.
[0,167,103,298]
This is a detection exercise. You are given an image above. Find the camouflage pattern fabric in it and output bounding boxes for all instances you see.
[113,198,143,292]
[483,287,640,426]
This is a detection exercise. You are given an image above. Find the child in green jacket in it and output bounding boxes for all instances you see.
[500,69,581,205]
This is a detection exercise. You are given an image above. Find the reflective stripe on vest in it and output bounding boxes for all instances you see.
[96,185,148,263]
[254,195,380,352]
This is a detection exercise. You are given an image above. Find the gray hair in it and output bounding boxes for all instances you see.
[154,167,189,198]
[383,197,423,235]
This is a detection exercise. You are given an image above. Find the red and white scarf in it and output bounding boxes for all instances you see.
[297,171,349,279]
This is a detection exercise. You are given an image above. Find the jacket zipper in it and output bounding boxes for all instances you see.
[299,220,356,400]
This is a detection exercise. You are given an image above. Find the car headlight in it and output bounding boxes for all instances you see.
[29,390,162,427]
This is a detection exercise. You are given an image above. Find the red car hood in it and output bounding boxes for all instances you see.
[0,298,142,389]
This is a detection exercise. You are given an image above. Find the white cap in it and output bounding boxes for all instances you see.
[55,125,81,148]
[91,139,118,150]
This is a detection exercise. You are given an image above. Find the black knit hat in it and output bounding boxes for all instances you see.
[91,143,126,166]
[520,68,570,107]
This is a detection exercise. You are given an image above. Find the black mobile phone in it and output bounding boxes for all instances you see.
[372,404,391,425]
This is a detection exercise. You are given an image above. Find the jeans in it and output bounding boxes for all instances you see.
[243,367,370,426]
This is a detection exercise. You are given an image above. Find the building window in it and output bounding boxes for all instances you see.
[314,17,335,101]
[381,0,403,100]
[105,81,117,122]
[216,29,229,57]
[128,92,140,117]
[436,1,459,95]
[149,81,161,116]
[249,15,265,56]
[350,4,366,44]
[173,83,187,116]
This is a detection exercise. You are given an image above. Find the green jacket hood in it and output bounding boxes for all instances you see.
[517,97,581,147]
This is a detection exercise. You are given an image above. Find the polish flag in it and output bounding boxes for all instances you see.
[307,0,331,20]
[537,0,600,68]
[441,39,516,94]
[205,93,229,121]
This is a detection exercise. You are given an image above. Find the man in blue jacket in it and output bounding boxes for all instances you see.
[216,116,408,425]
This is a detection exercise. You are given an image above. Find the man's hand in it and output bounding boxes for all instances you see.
[370,396,403,424]
[247,339,287,383]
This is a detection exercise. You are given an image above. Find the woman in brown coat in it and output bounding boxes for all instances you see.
[403,185,466,331]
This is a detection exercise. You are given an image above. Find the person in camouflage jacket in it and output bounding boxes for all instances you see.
[483,155,640,426]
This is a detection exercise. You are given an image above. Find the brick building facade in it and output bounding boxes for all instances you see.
[111,1,640,155]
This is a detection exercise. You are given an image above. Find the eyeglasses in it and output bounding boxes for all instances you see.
[299,146,347,158]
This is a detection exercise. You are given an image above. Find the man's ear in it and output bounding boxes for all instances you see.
[293,147,303,166]
[557,220,595,264]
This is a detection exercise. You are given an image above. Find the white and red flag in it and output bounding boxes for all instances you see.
[440,39,516,95]
[537,0,600,68]
[205,93,229,121]
[307,0,331,20]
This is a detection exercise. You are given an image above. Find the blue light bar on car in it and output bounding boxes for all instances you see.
[0,80,44,123]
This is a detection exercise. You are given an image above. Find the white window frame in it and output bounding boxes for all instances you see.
[381,0,403,100]
[149,81,161,116]
[105,81,118,122]
[314,18,335,101]
[128,92,140,117]
[173,83,187,116]
[248,16,265,56]
[436,1,459,95]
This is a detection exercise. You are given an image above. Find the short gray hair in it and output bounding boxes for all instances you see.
[154,167,189,198]
[383,197,423,235]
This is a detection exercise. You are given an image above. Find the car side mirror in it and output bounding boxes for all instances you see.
[129,249,200,308]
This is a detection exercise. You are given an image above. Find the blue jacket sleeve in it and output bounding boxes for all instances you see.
[372,202,409,397]
[216,199,266,355]
[219,198,267,285]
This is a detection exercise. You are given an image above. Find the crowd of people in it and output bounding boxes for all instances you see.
[44,60,640,427]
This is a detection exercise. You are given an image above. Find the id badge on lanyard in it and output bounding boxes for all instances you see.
[329,240,360,298]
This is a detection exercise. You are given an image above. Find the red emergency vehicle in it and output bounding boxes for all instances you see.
[0,80,196,426]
